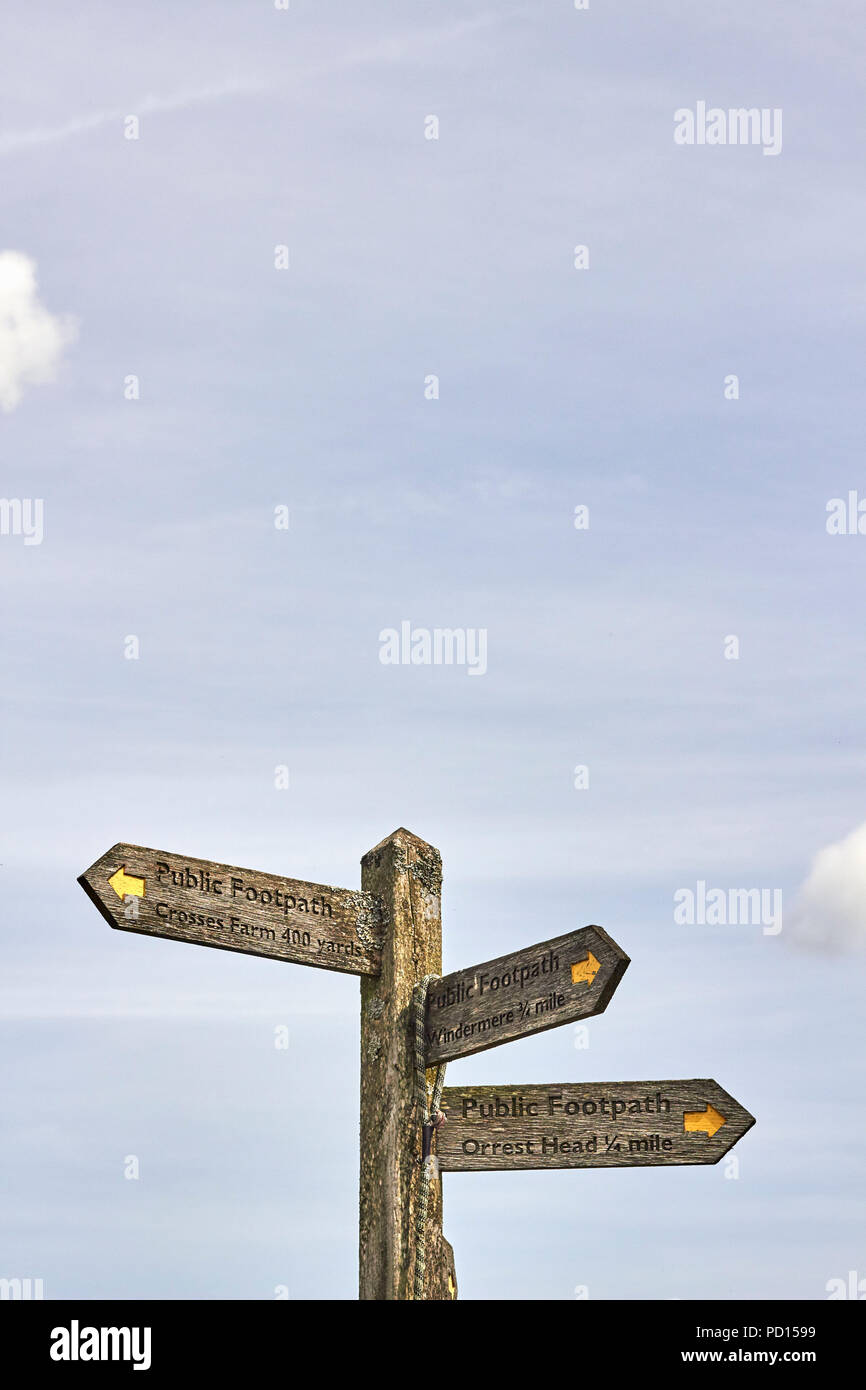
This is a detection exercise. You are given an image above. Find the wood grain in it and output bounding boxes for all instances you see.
[425,925,630,1064]
[359,829,456,1301]
[437,1080,755,1171]
[78,842,383,977]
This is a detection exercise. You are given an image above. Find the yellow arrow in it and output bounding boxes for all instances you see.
[570,951,601,986]
[108,866,146,900]
[684,1103,726,1137]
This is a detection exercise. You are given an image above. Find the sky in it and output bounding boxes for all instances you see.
[1,0,865,1301]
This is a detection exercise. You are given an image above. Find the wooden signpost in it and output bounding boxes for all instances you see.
[78,828,755,1301]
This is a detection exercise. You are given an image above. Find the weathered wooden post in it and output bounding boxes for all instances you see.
[359,828,456,1300]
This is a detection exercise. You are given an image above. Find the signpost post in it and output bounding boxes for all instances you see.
[78,829,755,1300]
[358,829,455,1301]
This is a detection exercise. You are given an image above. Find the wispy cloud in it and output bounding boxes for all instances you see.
[317,14,500,75]
[0,78,264,156]
[0,17,496,159]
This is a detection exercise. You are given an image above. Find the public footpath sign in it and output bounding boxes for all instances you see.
[78,843,383,976]
[424,925,629,1064]
[436,1079,755,1171]
[78,828,755,1301]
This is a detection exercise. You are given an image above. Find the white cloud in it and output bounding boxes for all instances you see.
[788,822,866,952]
[0,251,77,412]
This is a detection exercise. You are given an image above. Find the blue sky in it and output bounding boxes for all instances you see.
[1,0,865,1300]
